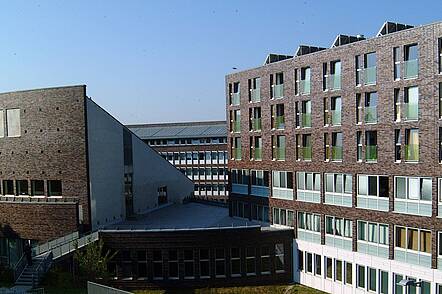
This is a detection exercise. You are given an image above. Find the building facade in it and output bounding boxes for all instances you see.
[0,85,193,269]
[226,21,442,293]
[128,121,229,202]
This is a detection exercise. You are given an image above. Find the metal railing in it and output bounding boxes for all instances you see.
[0,196,78,203]
[32,232,79,257]
[13,253,26,281]
[87,281,133,294]
[32,252,53,288]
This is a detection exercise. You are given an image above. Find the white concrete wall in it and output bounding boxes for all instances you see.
[131,133,194,214]
[86,99,125,230]
[86,99,194,229]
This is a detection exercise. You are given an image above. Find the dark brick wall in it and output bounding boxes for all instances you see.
[226,22,442,267]
[0,86,89,242]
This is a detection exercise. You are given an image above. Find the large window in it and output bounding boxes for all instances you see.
[16,180,28,196]
[215,248,226,277]
[357,175,389,198]
[6,109,21,137]
[230,248,241,277]
[404,44,419,79]
[297,172,320,192]
[357,221,388,245]
[325,216,352,238]
[395,176,431,201]
[273,207,294,227]
[199,249,210,278]
[246,247,256,276]
[275,243,285,273]
[404,86,419,121]
[249,77,261,102]
[272,135,286,160]
[251,170,268,187]
[325,173,352,195]
[405,128,419,162]
[261,246,271,274]
[48,180,62,196]
[272,171,293,189]
[152,250,163,280]
[168,250,178,279]
[297,212,320,233]
[395,226,431,254]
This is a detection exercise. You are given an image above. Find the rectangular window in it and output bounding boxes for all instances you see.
[168,250,178,279]
[394,88,401,122]
[272,135,286,161]
[395,176,431,201]
[314,254,321,276]
[404,86,419,121]
[324,133,330,161]
[261,247,271,274]
[330,96,342,126]
[356,93,362,124]
[395,129,401,162]
[184,249,194,278]
[331,132,343,161]
[3,180,13,195]
[326,257,333,279]
[232,137,241,160]
[302,134,312,161]
[323,97,329,126]
[325,216,352,238]
[215,248,226,277]
[298,250,304,271]
[345,262,352,285]
[300,67,311,95]
[15,180,28,196]
[357,265,365,289]
[368,267,377,292]
[301,100,312,128]
[335,259,342,282]
[271,72,284,99]
[357,131,362,161]
[249,77,261,102]
[380,270,388,294]
[6,109,20,138]
[0,110,4,138]
[230,248,241,277]
[297,212,320,233]
[322,63,328,91]
[365,131,377,162]
[404,44,418,79]
[405,128,419,161]
[440,83,442,119]
[357,175,389,198]
[275,243,285,272]
[325,173,352,194]
[365,92,378,123]
[297,172,320,192]
[230,82,240,105]
[439,38,442,74]
[395,226,431,253]
[31,180,45,196]
[272,171,293,189]
[199,249,210,278]
[393,47,401,80]
[306,252,313,273]
[271,104,285,130]
[357,221,389,245]
[153,250,163,279]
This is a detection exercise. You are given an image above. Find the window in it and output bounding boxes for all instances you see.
[358,221,388,245]
[325,216,352,238]
[329,60,341,90]
[231,110,241,133]
[300,67,311,95]
[261,247,271,274]
[250,107,261,131]
[394,88,401,122]
[439,38,442,74]
[199,249,210,278]
[184,249,194,278]
[272,135,285,161]
[405,128,419,161]
[358,175,389,198]
[314,254,321,276]
[301,100,312,128]
[356,93,362,124]
[2,180,13,195]
[335,259,342,282]
[15,180,28,196]
[272,171,293,189]
[168,250,178,279]
[365,52,377,85]
[298,250,304,272]
[272,208,294,227]
[324,133,330,161]
[153,250,163,280]
[47,180,62,196]
[404,86,419,121]
[325,257,333,279]
[250,136,262,160]
[365,131,377,162]
[271,72,284,99]
[380,270,388,294]
[357,265,365,289]
[271,104,285,129]
[331,132,343,161]
[306,252,313,273]
[249,77,261,102]
[275,243,285,273]
[302,134,312,161]
[297,212,320,233]
[0,110,4,138]
[323,97,329,126]
[393,47,401,80]
[137,251,147,279]
[330,96,341,126]
[395,129,401,162]
[395,176,431,201]
[404,44,418,79]
[232,137,241,160]
[251,170,268,187]
[368,267,377,292]
[365,92,378,123]
[395,226,431,253]
[230,248,241,277]
[6,109,21,137]
[297,172,320,192]
[245,248,256,276]
[31,180,44,196]
[325,173,352,195]
[215,248,225,277]
[230,82,240,105]
[345,262,352,285]
[357,131,362,161]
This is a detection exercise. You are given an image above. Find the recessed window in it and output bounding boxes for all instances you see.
[16,180,28,196]
[31,180,45,196]
[3,180,13,195]
[230,248,241,277]
[6,109,21,137]
[48,180,62,196]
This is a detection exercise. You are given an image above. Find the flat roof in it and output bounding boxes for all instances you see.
[103,202,277,231]
[126,121,227,140]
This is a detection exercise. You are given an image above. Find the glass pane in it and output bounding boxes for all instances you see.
[326,257,333,279]
[326,174,334,193]
[346,262,352,285]
[369,268,377,292]
[395,274,404,294]
[420,231,431,253]
[335,174,343,193]
[306,173,313,190]
[407,229,419,251]
[336,260,342,281]
[379,224,388,245]
[344,175,352,194]
[368,176,377,196]
[357,265,365,288]
[421,178,432,201]
[380,271,388,294]
[358,176,367,195]
[408,178,419,200]
[314,174,321,191]
[358,221,366,241]
[396,227,406,248]
[326,216,333,234]
[396,177,406,199]
[368,223,378,243]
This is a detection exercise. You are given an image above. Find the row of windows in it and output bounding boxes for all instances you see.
[298,250,433,294]
[230,200,269,223]
[228,43,431,106]
[194,184,227,193]
[109,245,285,280]
[161,151,228,163]
[231,85,423,136]
[179,167,227,177]
[0,179,62,197]
[147,137,226,146]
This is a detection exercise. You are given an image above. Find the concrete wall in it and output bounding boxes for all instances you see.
[87,99,125,230]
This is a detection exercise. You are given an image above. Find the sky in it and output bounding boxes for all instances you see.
[0,0,441,124]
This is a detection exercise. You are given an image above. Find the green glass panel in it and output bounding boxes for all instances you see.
[302,113,311,128]
[405,144,419,161]
[405,103,418,121]
[273,84,284,98]
[332,146,343,161]
[365,145,378,161]
[404,59,418,79]
[364,106,377,123]
[364,66,376,85]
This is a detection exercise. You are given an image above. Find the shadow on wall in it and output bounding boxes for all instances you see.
[0,224,20,239]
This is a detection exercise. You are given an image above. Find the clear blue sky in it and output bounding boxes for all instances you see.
[0,0,441,124]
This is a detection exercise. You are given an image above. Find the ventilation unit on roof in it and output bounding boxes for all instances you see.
[263,54,293,65]
[377,21,414,37]
[331,34,366,48]
[295,45,327,57]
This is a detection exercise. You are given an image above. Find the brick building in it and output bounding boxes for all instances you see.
[127,121,229,202]
[0,85,193,269]
[226,21,442,293]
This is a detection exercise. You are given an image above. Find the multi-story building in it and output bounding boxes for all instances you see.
[127,121,229,202]
[0,85,193,269]
[226,21,442,293]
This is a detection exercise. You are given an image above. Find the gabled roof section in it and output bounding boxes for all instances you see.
[295,45,327,57]
[331,34,366,48]
[263,53,293,65]
[377,21,414,37]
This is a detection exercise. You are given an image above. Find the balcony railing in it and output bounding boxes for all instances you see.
[330,110,341,126]
[231,92,240,105]
[273,147,286,160]
[364,106,377,123]
[328,74,341,90]
[233,120,241,133]
[299,80,311,95]
[233,148,241,160]
[331,146,343,161]
[405,144,419,162]
[404,59,418,79]
[254,148,262,160]
[404,103,418,121]
[252,118,262,131]
[274,115,285,129]
[302,147,312,161]
[364,66,377,85]
[365,145,378,161]
[301,113,311,128]
[251,88,261,102]
[272,84,284,99]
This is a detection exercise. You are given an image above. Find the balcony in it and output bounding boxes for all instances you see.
[252,118,262,131]
[233,148,241,160]
[274,116,285,130]
[405,144,419,162]
[232,121,241,133]
[251,88,261,102]
[272,84,284,99]
[301,113,311,128]
[299,80,311,95]
[331,146,343,161]
[404,103,418,121]
[302,146,312,161]
[364,106,377,123]
[364,66,377,85]
[330,110,341,126]
[365,145,378,162]
[328,74,341,91]
[231,92,240,105]
[404,59,418,79]
[254,148,262,160]
[273,147,286,161]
